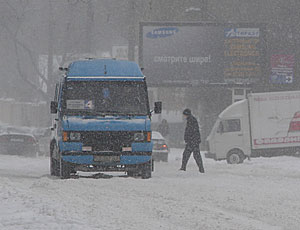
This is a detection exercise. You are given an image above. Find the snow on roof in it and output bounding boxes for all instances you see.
[152,131,165,140]
[0,132,36,139]
[0,98,46,105]
[219,99,248,119]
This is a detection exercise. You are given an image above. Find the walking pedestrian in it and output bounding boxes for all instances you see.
[179,109,205,173]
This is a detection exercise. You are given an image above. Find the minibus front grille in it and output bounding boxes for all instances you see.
[81,131,134,152]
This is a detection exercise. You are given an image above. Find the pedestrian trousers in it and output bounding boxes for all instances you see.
[181,143,204,172]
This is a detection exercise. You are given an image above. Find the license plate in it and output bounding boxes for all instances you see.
[122,147,132,152]
[94,155,120,162]
[82,146,92,152]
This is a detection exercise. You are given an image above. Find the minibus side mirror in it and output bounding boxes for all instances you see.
[154,102,162,114]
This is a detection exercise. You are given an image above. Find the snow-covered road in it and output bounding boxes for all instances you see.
[1,149,300,230]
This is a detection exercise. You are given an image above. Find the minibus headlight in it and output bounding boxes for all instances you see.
[69,132,81,141]
[134,132,145,142]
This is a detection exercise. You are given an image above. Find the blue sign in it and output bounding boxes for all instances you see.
[146,27,179,39]
[224,28,260,38]
[270,72,293,84]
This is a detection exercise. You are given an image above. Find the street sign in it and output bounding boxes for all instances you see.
[270,54,295,84]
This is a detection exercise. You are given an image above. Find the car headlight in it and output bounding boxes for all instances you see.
[134,132,145,142]
[69,132,81,141]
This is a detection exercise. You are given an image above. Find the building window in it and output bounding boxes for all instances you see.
[234,89,244,96]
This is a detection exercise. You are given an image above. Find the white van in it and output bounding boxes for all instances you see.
[206,91,300,164]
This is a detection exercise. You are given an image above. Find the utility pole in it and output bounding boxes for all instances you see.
[128,0,136,61]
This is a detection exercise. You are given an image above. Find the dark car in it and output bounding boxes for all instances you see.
[152,131,169,162]
[0,133,39,157]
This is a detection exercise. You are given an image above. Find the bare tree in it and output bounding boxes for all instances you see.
[0,0,49,100]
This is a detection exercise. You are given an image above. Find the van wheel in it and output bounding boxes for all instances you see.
[227,150,245,164]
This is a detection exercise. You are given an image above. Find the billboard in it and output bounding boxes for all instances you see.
[139,22,266,85]
[270,54,295,84]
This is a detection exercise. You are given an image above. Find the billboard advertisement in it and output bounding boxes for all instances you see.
[139,22,266,85]
[270,54,295,84]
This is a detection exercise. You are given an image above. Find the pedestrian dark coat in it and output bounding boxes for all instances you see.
[180,110,204,173]
[184,115,201,146]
